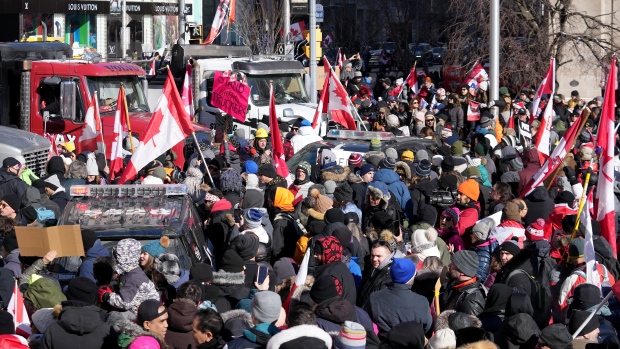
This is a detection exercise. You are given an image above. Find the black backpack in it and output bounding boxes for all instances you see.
[506,269,551,329]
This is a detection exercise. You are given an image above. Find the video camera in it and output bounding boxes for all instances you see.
[428,189,458,209]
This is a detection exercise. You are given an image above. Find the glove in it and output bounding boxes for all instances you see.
[98,286,113,304]
[488,100,495,108]
[564,166,578,185]
[589,173,599,186]
[480,103,488,108]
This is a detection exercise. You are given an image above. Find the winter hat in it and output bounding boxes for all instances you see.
[441,208,460,225]
[479,116,493,128]
[457,179,480,201]
[24,278,66,309]
[211,198,233,213]
[348,154,362,168]
[555,191,575,205]
[441,156,456,172]
[269,326,333,349]
[0,310,14,334]
[310,275,340,304]
[499,240,521,257]
[333,182,354,202]
[273,258,297,281]
[386,115,400,127]
[80,229,98,252]
[221,169,244,193]
[322,149,337,164]
[411,228,440,256]
[450,141,464,155]
[381,157,396,169]
[65,276,97,304]
[385,321,426,348]
[190,263,213,283]
[416,149,430,161]
[21,206,38,224]
[323,180,337,196]
[466,166,480,179]
[415,159,432,177]
[334,321,366,349]
[86,153,99,176]
[137,299,166,326]
[439,175,459,191]
[243,160,259,175]
[310,188,333,213]
[113,238,142,274]
[154,253,181,284]
[472,218,496,241]
[539,324,573,349]
[243,189,264,209]
[251,291,282,324]
[385,148,398,160]
[2,233,17,252]
[0,194,20,213]
[1,157,19,169]
[474,142,488,157]
[360,164,375,177]
[390,258,416,284]
[451,250,479,278]
[569,310,599,337]
[509,157,524,171]
[525,218,545,241]
[244,208,264,229]
[325,208,346,224]
[569,238,585,258]
[441,128,453,138]
[428,328,457,349]
[502,202,521,222]
[259,164,277,179]
[296,161,312,177]
[230,234,260,260]
[366,155,383,168]
[141,236,170,258]
[31,308,55,334]
[220,250,245,273]
[370,139,382,152]
[401,150,414,161]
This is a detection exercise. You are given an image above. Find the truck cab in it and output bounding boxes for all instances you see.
[0,42,208,168]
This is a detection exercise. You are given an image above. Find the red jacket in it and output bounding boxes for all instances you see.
[544,204,578,240]
[455,202,481,237]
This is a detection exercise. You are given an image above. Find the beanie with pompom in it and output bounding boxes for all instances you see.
[141,236,170,258]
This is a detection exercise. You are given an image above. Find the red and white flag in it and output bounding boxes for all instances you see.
[289,21,306,42]
[461,61,488,88]
[7,281,30,338]
[118,69,195,184]
[109,87,129,180]
[595,55,617,256]
[582,199,602,287]
[322,32,335,47]
[336,48,344,70]
[78,92,105,153]
[203,0,236,44]
[44,133,59,157]
[181,63,194,121]
[148,59,155,75]
[530,58,555,120]
[312,57,331,135]
[533,58,555,165]
[467,101,481,121]
[379,51,390,65]
[520,113,583,197]
[328,66,357,130]
[390,64,416,97]
[269,84,290,179]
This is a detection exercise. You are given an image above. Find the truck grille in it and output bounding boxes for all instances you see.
[24,149,49,177]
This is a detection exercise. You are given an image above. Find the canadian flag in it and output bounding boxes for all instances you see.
[269,84,290,179]
[313,57,332,135]
[44,133,59,157]
[181,63,194,121]
[109,87,129,180]
[78,92,105,153]
[530,58,555,120]
[118,69,195,184]
[390,63,416,97]
[327,64,357,130]
[203,0,236,44]
[289,21,306,42]
[533,58,555,165]
[595,55,617,256]
[520,112,583,197]
[461,61,488,89]
[322,32,335,47]
[581,199,602,287]
[467,101,481,121]
[379,51,390,65]
[7,280,31,338]
[148,59,155,75]
[336,48,344,70]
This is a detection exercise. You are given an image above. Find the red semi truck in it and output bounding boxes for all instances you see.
[0,42,208,173]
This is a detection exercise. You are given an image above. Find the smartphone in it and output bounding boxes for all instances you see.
[256,266,269,285]
[234,209,242,223]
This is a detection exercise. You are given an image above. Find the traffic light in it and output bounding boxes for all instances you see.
[303,28,322,59]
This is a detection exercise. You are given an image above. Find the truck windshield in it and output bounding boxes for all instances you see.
[246,74,309,106]
[86,76,149,113]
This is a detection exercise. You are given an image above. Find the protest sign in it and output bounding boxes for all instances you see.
[467,100,481,121]
[211,71,251,122]
[16,225,85,257]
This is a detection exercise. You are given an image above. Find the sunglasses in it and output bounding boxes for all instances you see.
[426,119,434,122]
[371,239,393,251]
[412,101,419,104]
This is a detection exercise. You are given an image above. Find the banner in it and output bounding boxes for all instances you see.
[211,70,250,122]
[467,101,481,121]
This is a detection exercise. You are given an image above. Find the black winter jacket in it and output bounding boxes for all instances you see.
[357,255,394,307]
[440,279,486,316]
[523,186,554,226]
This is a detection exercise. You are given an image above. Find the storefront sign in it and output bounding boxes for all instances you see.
[183,4,192,15]
[152,3,179,15]
[19,0,109,14]
[110,1,150,15]
[66,1,110,14]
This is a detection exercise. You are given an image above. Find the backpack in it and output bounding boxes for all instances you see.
[506,269,551,328]
[274,212,307,238]
[595,252,620,282]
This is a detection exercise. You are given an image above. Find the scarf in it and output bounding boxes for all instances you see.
[274,187,294,212]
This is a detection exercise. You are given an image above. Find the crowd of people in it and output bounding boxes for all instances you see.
[0,54,619,349]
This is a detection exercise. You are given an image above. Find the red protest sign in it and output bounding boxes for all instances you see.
[211,71,250,122]
[467,100,481,121]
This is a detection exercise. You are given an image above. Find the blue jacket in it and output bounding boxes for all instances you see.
[342,202,362,223]
[349,256,362,289]
[371,170,412,220]
[470,238,498,283]
[172,268,190,289]
[77,239,111,283]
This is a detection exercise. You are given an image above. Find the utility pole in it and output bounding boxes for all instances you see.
[309,0,317,103]
[489,0,500,101]
[284,0,290,53]
[121,0,127,58]
[179,0,185,44]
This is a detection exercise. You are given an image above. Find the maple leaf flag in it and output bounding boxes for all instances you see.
[461,61,488,89]
[109,87,129,180]
[290,21,306,42]
[391,64,416,97]
[328,66,357,130]
[530,58,555,120]
[312,57,332,135]
[148,59,155,75]
[182,63,194,121]
[595,55,617,256]
[467,101,481,121]
[8,280,31,338]
[78,92,105,154]
[269,84,290,179]
[118,69,195,184]
[203,0,236,44]
[379,51,391,65]
[534,58,556,165]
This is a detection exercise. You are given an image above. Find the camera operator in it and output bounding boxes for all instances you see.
[453,179,481,239]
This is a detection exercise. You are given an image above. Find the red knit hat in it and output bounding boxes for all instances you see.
[348,153,362,168]
[526,218,545,241]
[211,198,232,213]
[457,179,480,201]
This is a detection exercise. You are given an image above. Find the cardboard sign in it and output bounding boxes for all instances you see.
[211,71,251,122]
[16,225,85,257]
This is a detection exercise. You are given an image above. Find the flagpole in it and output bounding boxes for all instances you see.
[93,91,107,156]
[566,162,592,263]
[571,291,613,339]
[191,132,216,189]
[120,84,135,153]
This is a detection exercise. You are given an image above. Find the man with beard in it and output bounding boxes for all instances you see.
[440,250,486,316]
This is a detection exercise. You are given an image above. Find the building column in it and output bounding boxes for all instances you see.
[97,14,107,60]
[144,15,153,52]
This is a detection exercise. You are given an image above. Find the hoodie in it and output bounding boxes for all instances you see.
[3,249,22,279]
[523,186,554,226]
[165,298,197,349]
[226,323,280,349]
[371,170,412,220]
[77,239,110,283]
[291,126,323,153]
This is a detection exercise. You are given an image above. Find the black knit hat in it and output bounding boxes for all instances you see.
[0,310,14,334]
[259,164,277,179]
[333,227,353,254]
[2,233,17,253]
[21,206,38,224]
[441,156,456,172]
[310,276,339,304]
[555,191,575,205]
[439,174,459,190]
[324,208,345,224]
[344,212,359,225]
[81,229,98,252]
[539,324,573,349]
[333,183,353,202]
[220,250,245,273]
[1,194,21,213]
[190,263,213,283]
[66,277,98,304]
[451,250,479,278]
[230,234,260,260]
[499,240,521,257]
[569,310,599,337]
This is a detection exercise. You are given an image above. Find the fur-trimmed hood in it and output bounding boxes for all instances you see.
[347,171,363,184]
[221,309,253,325]
[306,208,325,221]
[266,325,332,349]
[212,270,246,286]
[220,309,253,341]
[288,276,314,310]
[394,161,412,180]
[107,311,145,339]
[435,310,482,332]
[322,165,350,183]
[365,183,391,210]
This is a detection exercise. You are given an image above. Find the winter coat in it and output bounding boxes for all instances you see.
[543,204,578,240]
[362,184,400,234]
[409,178,439,226]
[165,298,197,349]
[3,249,21,279]
[271,210,304,262]
[212,270,251,310]
[35,193,61,219]
[316,300,374,334]
[291,126,323,153]
[0,170,29,201]
[321,164,350,184]
[454,202,481,237]
[365,283,432,334]
[518,148,542,194]
[440,278,486,316]
[489,220,525,246]
[470,239,498,283]
[438,228,464,253]
[523,186,554,227]
[447,105,464,135]
[77,239,111,283]
[226,323,280,349]
[107,266,159,314]
[357,252,395,307]
[477,283,512,333]
[473,177,492,217]
[243,261,276,292]
[371,170,412,220]
[493,313,541,349]
[207,208,234,267]
[339,59,362,81]
[348,172,367,209]
[49,190,71,214]
[315,259,357,306]
[42,300,116,349]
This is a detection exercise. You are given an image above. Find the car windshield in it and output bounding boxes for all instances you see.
[246,74,309,106]
[287,144,318,173]
[433,48,443,53]
[101,237,193,270]
[86,76,150,113]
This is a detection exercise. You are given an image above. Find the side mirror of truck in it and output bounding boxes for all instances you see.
[60,81,76,120]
